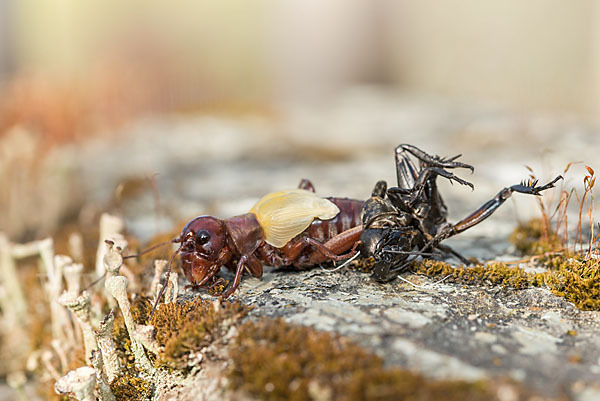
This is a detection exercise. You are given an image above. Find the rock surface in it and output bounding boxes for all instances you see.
[96,95,599,399]
[228,265,600,399]
[7,91,600,399]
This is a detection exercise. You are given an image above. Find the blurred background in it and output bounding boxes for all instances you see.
[1,0,599,242]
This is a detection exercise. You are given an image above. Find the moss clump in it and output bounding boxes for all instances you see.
[110,295,155,400]
[411,260,545,289]
[228,318,501,401]
[542,255,600,310]
[207,279,230,295]
[110,374,151,400]
[510,218,561,255]
[349,256,376,273]
[150,298,248,370]
[411,256,600,311]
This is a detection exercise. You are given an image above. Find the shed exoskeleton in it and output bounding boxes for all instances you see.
[359,144,562,281]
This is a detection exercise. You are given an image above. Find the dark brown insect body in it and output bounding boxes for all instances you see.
[179,182,363,298]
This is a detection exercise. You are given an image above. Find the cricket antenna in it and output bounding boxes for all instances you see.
[123,238,180,260]
[84,271,107,291]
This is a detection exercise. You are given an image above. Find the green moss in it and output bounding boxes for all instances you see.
[150,298,248,370]
[349,256,376,273]
[542,255,600,310]
[411,259,545,289]
[411,255,600,311]
[113,295,154,375]
[509,218,561,255]
[228,318,501,401]
[110,374,151,400]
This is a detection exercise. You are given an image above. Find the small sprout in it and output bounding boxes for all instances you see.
[38,238,70,343]
[586,165,595,176]
[564,161,577,174]
[55,366,96,401]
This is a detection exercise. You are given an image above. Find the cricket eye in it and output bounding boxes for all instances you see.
[196,230,211,245]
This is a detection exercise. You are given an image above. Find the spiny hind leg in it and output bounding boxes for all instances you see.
[448,175,564,236]
[396,144,474,172]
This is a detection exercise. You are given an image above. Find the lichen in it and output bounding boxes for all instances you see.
[228,318,504,401]
[150,298,248,370]
[112,295,154,375]
[40,346,86,401]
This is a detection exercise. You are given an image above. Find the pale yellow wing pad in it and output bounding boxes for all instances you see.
[249,189,340,248]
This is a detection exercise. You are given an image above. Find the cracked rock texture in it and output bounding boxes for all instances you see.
[228,265,600,399]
